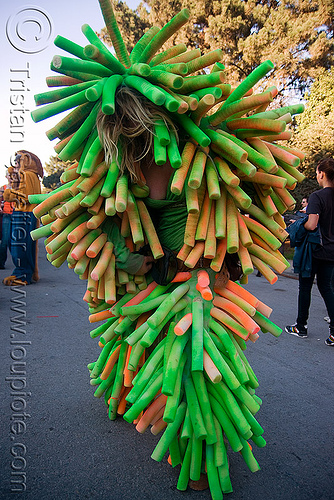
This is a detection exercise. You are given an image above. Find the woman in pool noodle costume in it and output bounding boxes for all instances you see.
[29,2,306,497]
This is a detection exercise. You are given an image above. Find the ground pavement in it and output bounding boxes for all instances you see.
[0,246,333,500]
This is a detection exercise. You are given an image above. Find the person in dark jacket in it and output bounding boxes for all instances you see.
[285,157,334,345]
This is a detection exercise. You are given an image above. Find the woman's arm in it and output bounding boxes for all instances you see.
[304,213,319,231]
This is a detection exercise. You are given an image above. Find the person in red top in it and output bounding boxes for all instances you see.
[0,169,15,269]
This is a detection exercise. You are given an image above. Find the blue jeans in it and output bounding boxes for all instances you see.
[10,211,37,284]
[297,258,334,332]
[0,213,11,267]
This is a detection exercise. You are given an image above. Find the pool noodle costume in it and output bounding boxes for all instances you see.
[30,1,306,497]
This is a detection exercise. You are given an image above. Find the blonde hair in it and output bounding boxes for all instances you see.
[96,86,178,183]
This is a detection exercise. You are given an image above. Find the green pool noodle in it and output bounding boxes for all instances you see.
[115,175,128,212]
[108,396,118,420]
[189,432,202,480]
[94,363,117,398]
[218,462,233,494]
[227,332,259,389]
[191,298,204,371]
[97,0,130,67]
[188,150,207,189]
[147,283,189,329]
[239,436,260,472]
[222,60,274,110]
[178,72,225,93]
[61,191,85,216]
[191,87,223,100]
[203,330,240,391]
[80,179,104,208]
[212,380,251,438]
[206,129,248,164]
[151,401,187,461]
[180,407,192,440]
[162,333,189,396]
[52,54,113,79]
[54,34,90,60]
[127,63,151,77]
[167,130,182,168]
[255,103,304,120]
[85,78,106,102]
[46,102,94,140]
[50,59,100,82]
[123,368,163,422]
[101,75,123,115]
[109,292,133,316]
[130,26,160,63]
[59,103,99,162]
[131,338,166,389]
[73,252,89,274]
[151,86,180,112]
[209,321,249,384]
[125,321,150,346]
[111,342,128,399]
[176,438,192,491]
[90,318,115,339]
[34,80,97,106]
[149,43,187,67]
[163,322,176,384]
[275,158,305,182]
[80,136,103,177]
[124,75,166,106]
[100,161,119,197]
[47,240,72,263]
[186,49,224,75]
[206,161,221,199]
[253,311,282,337]
[274,166,298,188]
[225,184,252,210]
[240,403,264,436]
[184,374,207,440]
[192,371,216,445]
[246,204,287,242]
[46,212,90,254]
[154,62,188,76]
[51,253,68,268]
[91,337,119,378]
[153,135,167,165]
[121,293,169,318]
[232,385,260,414]
[137,9,190,64]
[206,444,224,500]
[154,119,170,146]
[83,43,125,76]
[208,392,242,452]
[113,316,134,336]
[148,69,183,90]
[140,298,187,347]
[90,377,101,386]
[163,350,186,423]
[216,130,276,172]
[174,114,210,148]
[127,341,145,371]
[31,87,91,123]
[251,434,266,448]
[212,414,225,467]
[104,382,114,405]
[168,436,182,467]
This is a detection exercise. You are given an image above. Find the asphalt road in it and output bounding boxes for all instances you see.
[0,247,333,500]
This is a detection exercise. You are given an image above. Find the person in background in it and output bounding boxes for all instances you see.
[300,196,308,213]
[2,151,43,286]
[285,157,334,346]
[0,169,15,269]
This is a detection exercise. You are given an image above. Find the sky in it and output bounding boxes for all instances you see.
[0,0,140,185]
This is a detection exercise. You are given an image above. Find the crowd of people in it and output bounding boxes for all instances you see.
[0,150,43,286]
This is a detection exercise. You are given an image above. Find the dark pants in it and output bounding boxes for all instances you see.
[10,211,37,284]
[0,213,11,267]
[297,258,334,332]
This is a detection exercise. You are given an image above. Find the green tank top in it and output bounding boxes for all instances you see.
[144,177,187,252]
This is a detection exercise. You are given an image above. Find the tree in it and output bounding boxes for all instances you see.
[43,156,74,191]
[98,0,333,96]
[290,69,334,178]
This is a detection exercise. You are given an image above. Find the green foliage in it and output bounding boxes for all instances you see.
[290,69,334,177]
[43,156,73,191]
